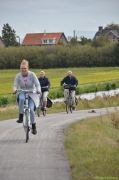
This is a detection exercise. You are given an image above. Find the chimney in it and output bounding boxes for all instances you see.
[98,26,103,32]
[44,30,46,35]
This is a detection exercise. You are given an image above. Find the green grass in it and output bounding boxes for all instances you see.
[1,67,119,179]
[64,114,119,180]
[1,93,119,121]
[1,67,119,95]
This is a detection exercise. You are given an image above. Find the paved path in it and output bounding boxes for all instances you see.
[0,107,118,180]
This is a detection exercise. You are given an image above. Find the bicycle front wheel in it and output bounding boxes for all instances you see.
[69,96,73,113]
[25,109,29,143]
[66,98,70,114]
[37,107,40,117]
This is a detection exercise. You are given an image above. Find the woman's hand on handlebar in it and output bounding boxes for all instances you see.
[12,90,17,94]
[37,90,41,94]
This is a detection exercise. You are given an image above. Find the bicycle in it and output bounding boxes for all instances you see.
[64,85,76,114]
[37,87,48,117]
[16,89,36,143]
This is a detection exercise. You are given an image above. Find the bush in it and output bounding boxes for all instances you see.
[0,97,8,106]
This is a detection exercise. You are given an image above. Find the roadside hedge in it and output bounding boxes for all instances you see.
[0,43,119,69]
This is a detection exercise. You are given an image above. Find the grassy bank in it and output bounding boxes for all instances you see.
[64,113,119,180]
[1,93,119,121]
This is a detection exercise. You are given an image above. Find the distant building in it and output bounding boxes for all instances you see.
[22,32,68,46]
[0,37,4,48]
[93,26,119,42]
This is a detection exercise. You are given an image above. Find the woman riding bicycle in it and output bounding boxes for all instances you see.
[60,70,78,110]
[38,71,50,110]
[12,60,41,135]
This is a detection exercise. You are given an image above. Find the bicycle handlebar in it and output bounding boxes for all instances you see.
[41,86,48,88]
[63,85,76,89]
[15,89,37,94]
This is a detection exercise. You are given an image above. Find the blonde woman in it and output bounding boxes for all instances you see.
[13,60,41,135]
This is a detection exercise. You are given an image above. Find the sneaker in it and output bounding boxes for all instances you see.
[72,107,76,110]
[44,107,47,111]
[16,119,23,123]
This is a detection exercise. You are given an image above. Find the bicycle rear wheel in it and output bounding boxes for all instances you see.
[25,109,29,143]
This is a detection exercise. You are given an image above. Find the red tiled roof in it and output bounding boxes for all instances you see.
[22,32,67,45]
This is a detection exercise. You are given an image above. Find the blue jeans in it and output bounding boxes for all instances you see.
[18,93,36,124]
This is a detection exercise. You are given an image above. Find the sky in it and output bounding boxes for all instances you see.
[0,0,119,43]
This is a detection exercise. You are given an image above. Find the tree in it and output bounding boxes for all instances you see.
[69,37,78,45]
[2,23,19,47]
[92,35,109,48]
[104,22,119,29]
[79,36,92,45]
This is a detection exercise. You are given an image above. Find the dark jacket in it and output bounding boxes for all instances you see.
[60,76,78,90]
[38,76,50,92]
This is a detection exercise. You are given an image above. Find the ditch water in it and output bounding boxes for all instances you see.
[52,88,119,103]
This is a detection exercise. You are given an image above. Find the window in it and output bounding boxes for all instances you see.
[112,36,116,42]
[49,39,53,43]
[44,40,47,43]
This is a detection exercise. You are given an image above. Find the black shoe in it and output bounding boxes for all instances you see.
[16,119,23,123]
[16,114,23,123]
[32,123,37,135]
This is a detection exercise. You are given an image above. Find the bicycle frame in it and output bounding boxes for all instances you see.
[66,89,73,113]
[64,85,75,114]
[37,87,47,117]
[17,89,36,143]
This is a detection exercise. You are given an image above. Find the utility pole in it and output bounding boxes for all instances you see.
[74,30,75,38]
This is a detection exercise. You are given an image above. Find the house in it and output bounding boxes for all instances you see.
[94,26,119,42]
[22,32,68,46]
[0,37,4,48]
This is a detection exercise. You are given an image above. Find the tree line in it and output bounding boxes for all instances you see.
[0,22,119,69]
[0,42,119,69]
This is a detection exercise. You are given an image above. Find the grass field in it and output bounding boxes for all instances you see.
[1,67,119,179]
[1,67,119,95]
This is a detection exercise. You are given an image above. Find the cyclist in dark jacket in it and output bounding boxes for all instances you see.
[60,70,78,109]
[38,71,50,110]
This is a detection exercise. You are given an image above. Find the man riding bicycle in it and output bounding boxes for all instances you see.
[60,70,78,110]
[38,71,50,110]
